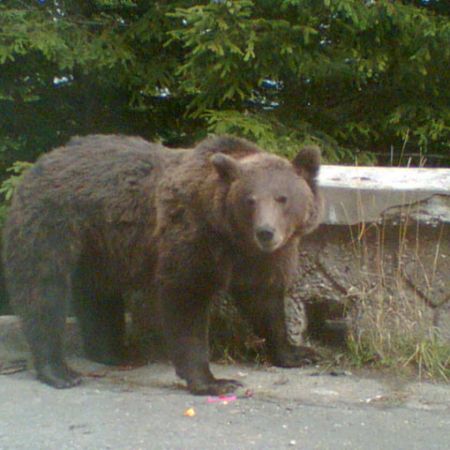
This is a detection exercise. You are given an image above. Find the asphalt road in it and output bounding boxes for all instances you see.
[0,360,449,450]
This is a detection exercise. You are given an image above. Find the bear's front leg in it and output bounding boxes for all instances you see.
[155,225,241,395]
[159,286,242,395]
[156,236,242,395]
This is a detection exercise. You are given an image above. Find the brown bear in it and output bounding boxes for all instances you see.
[2,134,322,395]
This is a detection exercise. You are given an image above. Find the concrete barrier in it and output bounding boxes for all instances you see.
[289,165,450,344]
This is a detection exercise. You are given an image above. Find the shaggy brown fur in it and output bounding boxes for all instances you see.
[3,135,322,395]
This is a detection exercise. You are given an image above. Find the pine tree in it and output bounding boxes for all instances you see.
[1,0,449,171]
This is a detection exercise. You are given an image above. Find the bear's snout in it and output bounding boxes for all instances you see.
[255,226,275,244]
[254,224,283,252]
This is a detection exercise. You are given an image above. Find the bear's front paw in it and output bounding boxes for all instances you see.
[271,344,320,368]
[188,378,243,396]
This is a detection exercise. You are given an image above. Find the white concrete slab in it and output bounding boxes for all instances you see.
[318,166,450,225]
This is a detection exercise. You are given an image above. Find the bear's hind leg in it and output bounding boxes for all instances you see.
[72,268,126,365]
[20,280,81,389]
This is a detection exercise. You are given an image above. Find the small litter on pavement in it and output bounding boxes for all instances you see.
[183,407,196,417]
[207,394,237,404]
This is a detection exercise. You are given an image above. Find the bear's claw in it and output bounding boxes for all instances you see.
[188,378,243,396]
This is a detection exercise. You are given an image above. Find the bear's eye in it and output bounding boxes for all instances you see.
[276,195,288,205]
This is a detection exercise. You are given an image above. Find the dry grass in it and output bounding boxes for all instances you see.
[345,213,450,382]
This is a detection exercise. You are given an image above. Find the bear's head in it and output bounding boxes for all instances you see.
[211,146,322,253]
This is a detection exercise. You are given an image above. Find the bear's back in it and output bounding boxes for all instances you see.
[30,134,168,187]
[13,135,180,208]
[5,135,186,240]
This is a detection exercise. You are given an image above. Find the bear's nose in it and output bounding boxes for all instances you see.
[255,226,275,244]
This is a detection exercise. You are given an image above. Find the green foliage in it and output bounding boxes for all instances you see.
[170,0,449,164]
[0,0,449,179]
[0,161,33,202]
[0,161,32,227]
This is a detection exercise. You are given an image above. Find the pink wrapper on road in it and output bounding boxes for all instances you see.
[207,394,237,404]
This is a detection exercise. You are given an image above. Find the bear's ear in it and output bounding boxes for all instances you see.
[292,145,321,192]
[211,153,242,181]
